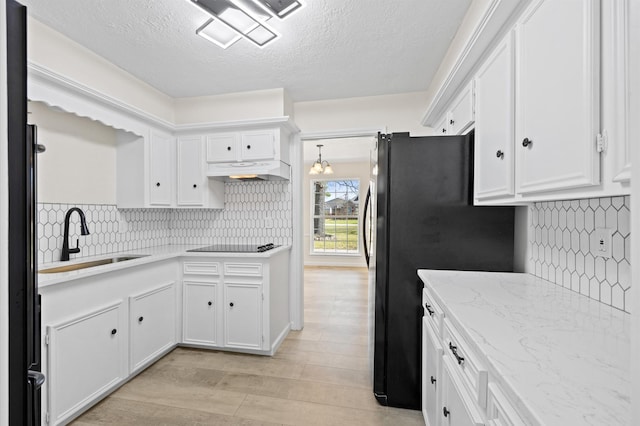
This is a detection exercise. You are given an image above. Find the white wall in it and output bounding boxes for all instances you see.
[294,91,433,136]
[27,18,174,123]
[174,88,291,124]
[28,101,117,204]
[303,160,369,268]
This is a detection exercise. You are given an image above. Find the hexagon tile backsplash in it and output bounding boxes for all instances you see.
[37,181,293,265]
[529,196,631,312]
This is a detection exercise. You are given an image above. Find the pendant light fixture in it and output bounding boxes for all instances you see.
[309,144,334,175]
[190,0,303,49]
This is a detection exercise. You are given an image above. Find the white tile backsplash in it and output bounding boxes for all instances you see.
[37,181,293,264]
[529,196,631,312]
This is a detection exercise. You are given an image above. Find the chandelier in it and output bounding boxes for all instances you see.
[309,144,333,175]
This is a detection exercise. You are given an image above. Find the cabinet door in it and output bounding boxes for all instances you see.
[206,133,239,163]
[177,136,205,206]
[434,116,448,135]
[423,318,444,426]
[448,83,474,135]
[47,301,127,425]
[224,282,262,350]
[441,357,485,426]
[474,33,515,200]
[515,0,600,194]
[240,130,276,161]
[183,281,217,345]
[149,131,174,206]
[129,283,176,373]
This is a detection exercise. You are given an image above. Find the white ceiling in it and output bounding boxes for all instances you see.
[21,0,471,102]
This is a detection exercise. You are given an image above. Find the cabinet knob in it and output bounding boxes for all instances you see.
[111,329,117,335]
[442,128,446,134]
[443,407,450,418]
[138,316,144,322]
[208,301,212,306]
[246,145,251,150]
[449,119,454,125]
[193,184,197,188]
[424,303,434,316]
[522,138,532,147]
[229,302,234,307]
[430,376,436,385]
[227,146,231,151]
[156,182,161,187]
[496,150,504,159]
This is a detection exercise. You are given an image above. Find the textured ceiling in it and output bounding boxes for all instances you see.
[21,0,471,102]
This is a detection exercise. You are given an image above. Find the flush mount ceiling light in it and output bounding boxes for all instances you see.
[309,144,333,175]
[191,0,303,49]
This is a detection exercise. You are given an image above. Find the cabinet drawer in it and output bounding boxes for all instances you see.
[183,262,220,275]
[423,287,444,336]
[442,356,485,426]
[224,262,263,277]
[443,319,488,408]
[487,383,526,426]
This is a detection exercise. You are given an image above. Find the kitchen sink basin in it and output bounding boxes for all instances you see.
[38,255,148,274]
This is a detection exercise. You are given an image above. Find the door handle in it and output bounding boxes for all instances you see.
[362,187,371,268]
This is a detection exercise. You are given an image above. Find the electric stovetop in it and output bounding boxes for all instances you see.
[187,243,279,253]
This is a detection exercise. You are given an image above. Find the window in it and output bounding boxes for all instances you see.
[311,179,360,254]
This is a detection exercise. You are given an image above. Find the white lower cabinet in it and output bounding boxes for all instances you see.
[486,384,525,426]
[46,301,127,426]
[224,282,262,349]
[423,317,444,426]
[129,282,176,373]
[183,281,218,345]
[441,357,486,426]
[181,252,290,355]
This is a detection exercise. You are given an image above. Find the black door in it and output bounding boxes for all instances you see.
[7,0,43,424]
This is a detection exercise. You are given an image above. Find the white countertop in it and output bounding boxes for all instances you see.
[418,270,630,426]
[38,244,292,288]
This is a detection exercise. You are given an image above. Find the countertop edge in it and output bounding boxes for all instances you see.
[39,244,292,288]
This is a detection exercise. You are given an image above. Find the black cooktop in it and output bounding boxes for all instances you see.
[187,243,279,253]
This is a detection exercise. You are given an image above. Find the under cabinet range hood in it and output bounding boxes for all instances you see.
[206,160,291,181]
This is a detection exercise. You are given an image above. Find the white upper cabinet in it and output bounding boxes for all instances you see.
[474,32,515,200]
[515,0,601,194]
[240,130,277,161]
[207,129,278,163]
[206,132,240,163]
[177,136,205,206]
[176,136,224,209]
[149,130,175,206]
[447,83,475,135]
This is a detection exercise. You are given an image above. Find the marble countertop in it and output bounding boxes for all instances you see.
[38,244,291,288]
[418,270,630,426]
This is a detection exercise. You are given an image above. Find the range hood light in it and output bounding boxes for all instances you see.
[229,174,259,179]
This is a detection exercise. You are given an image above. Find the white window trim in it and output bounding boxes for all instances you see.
[309,177,361,256]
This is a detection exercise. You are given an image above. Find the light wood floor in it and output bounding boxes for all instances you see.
[72,266,423,425]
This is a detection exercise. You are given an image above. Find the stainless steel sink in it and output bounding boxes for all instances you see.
[38,255,148,274]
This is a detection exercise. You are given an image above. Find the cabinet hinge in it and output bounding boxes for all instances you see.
[596,131,608,153]
[44,333,50,346]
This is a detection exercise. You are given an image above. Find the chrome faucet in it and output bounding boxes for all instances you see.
[61,207,90,261]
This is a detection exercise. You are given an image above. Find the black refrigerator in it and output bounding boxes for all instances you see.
[372,132,514,409]
[7,0,46,424]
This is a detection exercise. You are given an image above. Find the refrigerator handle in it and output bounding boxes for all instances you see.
[362,187,371,268]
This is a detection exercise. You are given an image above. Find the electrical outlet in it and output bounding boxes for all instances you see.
[594,228,612,258]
